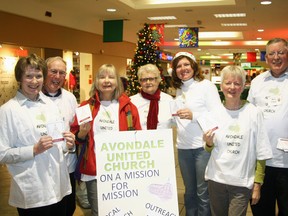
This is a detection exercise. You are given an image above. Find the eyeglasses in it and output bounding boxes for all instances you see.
[139,77,158,83]
[267,50,287,58]
[49,69,67,77]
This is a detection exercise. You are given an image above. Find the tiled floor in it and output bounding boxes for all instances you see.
[0,127,254,216]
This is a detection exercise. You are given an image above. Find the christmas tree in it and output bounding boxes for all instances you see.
[126,23,167,96]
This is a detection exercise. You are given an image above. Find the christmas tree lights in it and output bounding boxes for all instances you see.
[126,23,167,96]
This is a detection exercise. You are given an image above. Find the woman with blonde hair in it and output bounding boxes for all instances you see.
[71,64,141,216]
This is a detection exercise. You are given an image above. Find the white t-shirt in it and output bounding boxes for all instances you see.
[81,100,119,182]
[205,103,273,189]
[94,100,120,132]
[130,91,174,130]
[247,70,288,168]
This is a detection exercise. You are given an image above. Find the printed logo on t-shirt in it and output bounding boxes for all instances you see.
[263,87,282,117]
[224,123,243,155]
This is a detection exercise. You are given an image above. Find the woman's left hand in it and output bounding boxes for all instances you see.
[251,183,261,205]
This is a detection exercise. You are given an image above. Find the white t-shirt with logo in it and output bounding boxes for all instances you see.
[247,70,288,168]
[205,103,273,189]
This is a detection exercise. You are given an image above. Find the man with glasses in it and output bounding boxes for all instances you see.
[248,38,288,216]
[42,56,79,216]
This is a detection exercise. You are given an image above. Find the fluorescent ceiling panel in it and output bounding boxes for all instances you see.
[199,32,243,40]
[119,0,235,9]
[165,24,188,28]
[221,23,247,26]
[214,13,246,18]
[147,16,176,20]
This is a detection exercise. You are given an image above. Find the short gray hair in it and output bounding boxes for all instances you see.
[221,65,246,87]
[137,64,161,82]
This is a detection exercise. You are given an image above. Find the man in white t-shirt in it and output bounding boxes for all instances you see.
[247,38,288,216]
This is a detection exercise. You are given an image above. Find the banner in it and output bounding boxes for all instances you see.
[233,53,242,65]
[260,51,266,61]
[103,20,123,42]
[150,24,164,46]
[247,52,257,62]
[95,129,179,216]
[179,27,199,48]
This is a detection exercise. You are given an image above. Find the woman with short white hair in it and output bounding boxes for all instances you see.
[130,63,174,130]
[203,65,273,216]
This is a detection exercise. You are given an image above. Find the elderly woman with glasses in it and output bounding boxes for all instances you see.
[130,63,174,130]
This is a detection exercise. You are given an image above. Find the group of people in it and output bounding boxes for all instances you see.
[0,37,287,216]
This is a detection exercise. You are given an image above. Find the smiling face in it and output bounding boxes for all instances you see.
[265,41,288,77]
[45,59,67,93]
[139,71,160,95]
[97,70,117,100]
[221,73,244,101]
[175,57,194,81]
[21,66,44,101]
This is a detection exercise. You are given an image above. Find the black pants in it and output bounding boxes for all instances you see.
[251,166,288,216]
[17,198,67,216]
[65,172,76,216]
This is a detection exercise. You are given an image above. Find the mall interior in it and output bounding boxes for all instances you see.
[0,0,285,215]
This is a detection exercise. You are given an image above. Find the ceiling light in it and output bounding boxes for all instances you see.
[106,8,116,12]
[257,37,262,40]
[260,1,272,5]
[214,13,246,18]
[147,16,176,20]
[221,23,247,26]
[258,29,264,32]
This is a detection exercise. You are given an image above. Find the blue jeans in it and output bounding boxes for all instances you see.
[86,179,98,216]
[178,148,211,216]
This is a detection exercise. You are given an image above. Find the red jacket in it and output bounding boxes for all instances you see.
[71,92,141,176]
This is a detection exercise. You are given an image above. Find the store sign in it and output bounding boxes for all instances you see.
[178,27,199,48]
[95,129,179,216]
[158,51,173,61]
